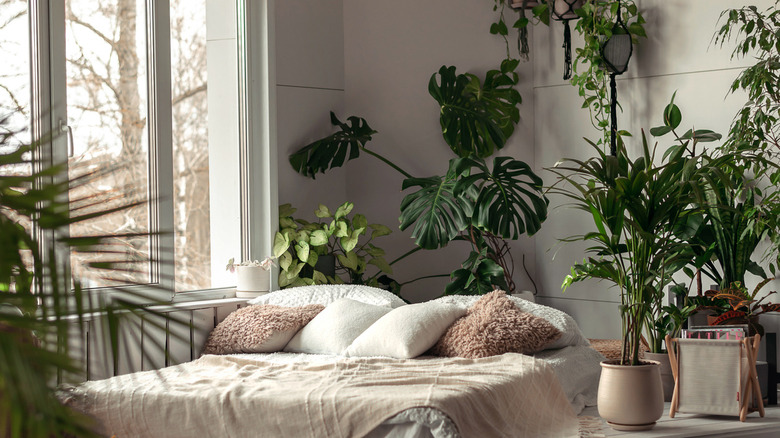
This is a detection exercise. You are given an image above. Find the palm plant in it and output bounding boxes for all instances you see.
[550,107,734,363]
[0,123,179,437]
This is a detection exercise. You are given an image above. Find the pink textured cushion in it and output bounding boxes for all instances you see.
[202,304,324,355]
[431,290,562,358]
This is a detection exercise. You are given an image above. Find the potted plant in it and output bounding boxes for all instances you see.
[288,61,548,296]
[273,202,395,289]
[549,104,731,429]
[226,257,275,298]
[691,281,780,337]
[0,123,180,436]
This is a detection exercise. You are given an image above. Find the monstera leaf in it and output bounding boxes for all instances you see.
[429,62,521,159]
[398,160,473,250]
[454,156,548,239]
[289,112,377,178]
[445,249,507,296]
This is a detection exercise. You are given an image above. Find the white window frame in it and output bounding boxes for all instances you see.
[27,0,277,304]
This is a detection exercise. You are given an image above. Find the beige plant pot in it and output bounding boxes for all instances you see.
[644,352,674,402]
[598,360,664,431]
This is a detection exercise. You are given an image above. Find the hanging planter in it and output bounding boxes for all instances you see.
[600,0,633,156]
[510,0,539,7]
[551,0,584,80]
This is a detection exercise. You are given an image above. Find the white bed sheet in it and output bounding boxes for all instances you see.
[225,344,601,437]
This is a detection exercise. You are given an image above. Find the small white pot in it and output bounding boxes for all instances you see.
[236,265,270,298]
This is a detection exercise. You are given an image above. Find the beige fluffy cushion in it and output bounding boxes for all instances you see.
[431,290,562,358]
[201,304,324,355]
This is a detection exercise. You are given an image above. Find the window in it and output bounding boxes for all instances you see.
[1,0,276,299]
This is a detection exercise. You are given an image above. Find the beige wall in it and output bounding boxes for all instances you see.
[533,0,779,341]
[342,0,537,302]
[275,0,347,209]
[276,0,780,346]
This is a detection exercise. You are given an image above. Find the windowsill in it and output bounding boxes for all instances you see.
[54,289,268,322]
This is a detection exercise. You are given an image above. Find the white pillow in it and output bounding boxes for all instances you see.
[247,284,406,308]
[284,298,392,355]
[344,302,466,359]
[432,293,589,350]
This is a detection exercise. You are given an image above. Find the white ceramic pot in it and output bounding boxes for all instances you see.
[598,360,664,431]
[236,265,270,298]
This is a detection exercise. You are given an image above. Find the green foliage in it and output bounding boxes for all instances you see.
[550,102,730,363]
[399,156,547,250]
[273,202,394,289]
[289,112,378,179]
[429,62,522,158]
[571,0,646,140]
[714,1,780,273]
[400,155,547,295]
[650,94,778,289]
[444,248,508,296]
[0,126,182,437]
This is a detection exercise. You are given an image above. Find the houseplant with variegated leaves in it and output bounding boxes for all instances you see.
[272,202,394,289]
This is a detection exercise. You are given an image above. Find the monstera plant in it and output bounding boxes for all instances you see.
[288,60,547,295]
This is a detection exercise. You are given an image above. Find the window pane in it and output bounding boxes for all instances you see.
[171,0,240,292]
[0,0,33,285]
[65,0,152,287]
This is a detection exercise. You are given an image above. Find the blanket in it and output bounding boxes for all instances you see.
[63,353,578,438]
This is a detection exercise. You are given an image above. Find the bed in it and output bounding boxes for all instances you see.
[62,285,604,438]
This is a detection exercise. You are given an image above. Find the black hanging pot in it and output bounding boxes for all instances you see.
[551,0,584,80]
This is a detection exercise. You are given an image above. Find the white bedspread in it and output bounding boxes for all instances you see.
[64,353,580,438]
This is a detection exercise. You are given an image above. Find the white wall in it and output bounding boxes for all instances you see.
[342,0,537,302]
[532,0,780,341]
[275,0,347,209]
[277,1,780,349]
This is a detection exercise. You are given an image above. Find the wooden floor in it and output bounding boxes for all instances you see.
[581,394,780,437]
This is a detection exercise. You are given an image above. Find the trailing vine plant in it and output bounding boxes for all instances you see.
[489,1,646,146]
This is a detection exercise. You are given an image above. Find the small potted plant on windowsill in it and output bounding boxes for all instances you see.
[226,257,275,298]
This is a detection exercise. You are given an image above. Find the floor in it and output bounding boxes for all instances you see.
[580,389,780,437]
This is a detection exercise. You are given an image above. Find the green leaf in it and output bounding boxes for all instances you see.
[314,204,331,218]
[428,65,521,158]
[340,230,360,253]
[337,252,359,271]
[279,251,293,272]
[333,220,349,238]
[309,229,328,247]
[334,201,354,220]
[279,203,296,218]
[289,112,377,178]
[272,232,290,258]
[295,241,310,263]
[352,213,368,231]
[454,156,548,238]
[399,161,472,250]
[663,102,682,129]
[369,223,392,238]
[369,257,393,274]
[649,125,673,137]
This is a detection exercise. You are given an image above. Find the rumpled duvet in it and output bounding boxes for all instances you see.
[63,353,579,438]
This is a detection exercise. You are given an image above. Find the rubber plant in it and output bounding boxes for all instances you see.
[0,123,183,437]
[272,202,394,289]
[289,60,548,295]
